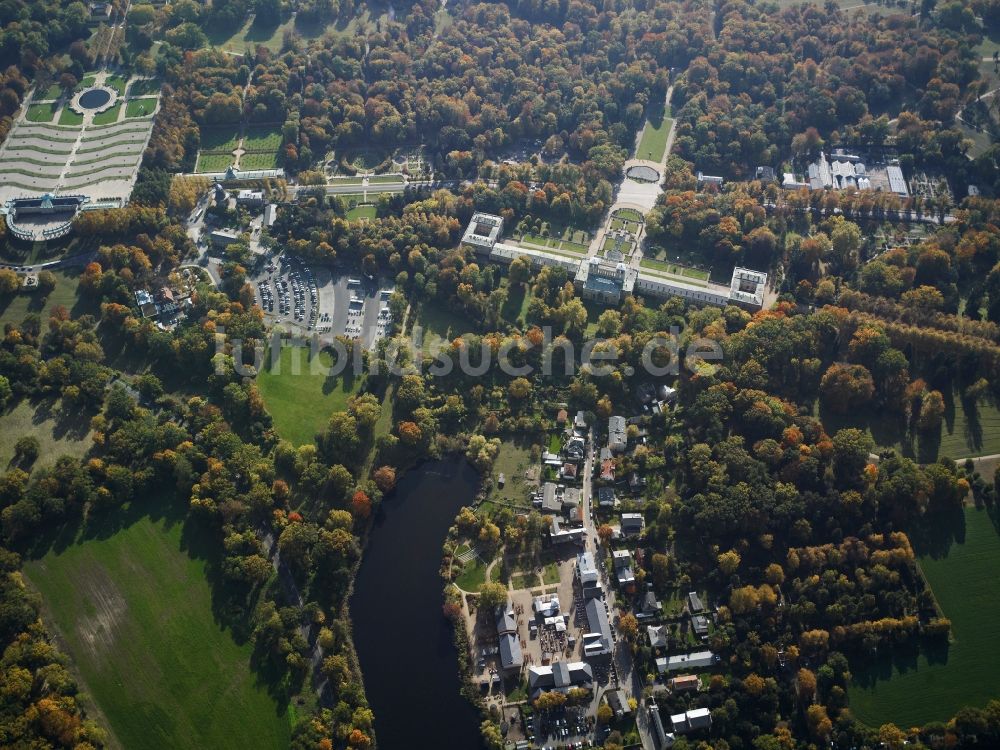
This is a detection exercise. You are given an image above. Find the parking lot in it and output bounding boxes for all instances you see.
[252,253,395,349]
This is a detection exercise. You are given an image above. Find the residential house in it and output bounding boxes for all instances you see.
[550,517,586,545]
[600,459,616,482]
[598,487,617,508]
[576,551,602,599]
[536,482,562,514]
[263,203,277,227]
[755,166,777,182]
[639,588,661,620]
[134,289,157,318]
[669,675,700,693]
[563,487,581,510]
[574,411,587,431]
[687,591,705,614]
[608,416,627,453]
[561,463,578,480]
[542,451,562,467]
[658,650,715,673]
[696,172,724,187]
[527,661,593,699]
[628,472,647,494]
[692,614,709,638]
[564,435,586,462]
[657,385,677,403]
[556,408,568,425]
[670,707,712,734]
[621,513,645,537]
[647,625,668,649]
[613,550,636,590]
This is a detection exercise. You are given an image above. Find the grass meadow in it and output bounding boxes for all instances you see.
[414,301,478,356]
[125,98,158,118]
[850,507,1000,727]
[25,509,292,749]
[196,152,235,173]
[26,102,58,122]
[256,344,362,446]
[0,399,92,470]
[819,388,1000,462]
[0,269,94,327]
[636,102,672,162]
[346,204,377,221]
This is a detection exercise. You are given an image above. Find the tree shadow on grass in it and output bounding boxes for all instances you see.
[501,283,526,325]
[244,16,282,45]
[907,505,967,559]
[850,635,952,689]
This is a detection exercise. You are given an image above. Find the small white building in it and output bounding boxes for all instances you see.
[236,189,265,208]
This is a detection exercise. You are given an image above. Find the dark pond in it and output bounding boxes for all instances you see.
[351,457,483,750]
[79,88,112,109]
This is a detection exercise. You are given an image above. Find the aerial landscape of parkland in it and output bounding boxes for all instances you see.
[3,0,1000,749]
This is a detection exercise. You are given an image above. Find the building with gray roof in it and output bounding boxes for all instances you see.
[583,598,614,662]
[527,661,593,698]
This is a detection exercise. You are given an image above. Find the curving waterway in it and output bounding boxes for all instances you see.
[351,457,484,749]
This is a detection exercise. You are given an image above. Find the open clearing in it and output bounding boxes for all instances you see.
[850,507,1000,727]
[25,510,292,750]
[820,388,1000,462]
[636,103,672,163]
[346,204,377,220]
[0,269,94,327]
[0,399,92,470]
[257,344,362,446]
[415,301,477,356]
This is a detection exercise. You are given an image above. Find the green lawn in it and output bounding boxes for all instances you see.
[639,257,711,285]
[196,152,235,173]
[346,204,377,221]
[26,102,58,122]
[368,174,402,184]
[200,127,241,152]
[125,97,158,118]
[850,507,1000,727]
[104,75,128,95]
[415,301,476,355]
[243,126,283,151]
[455,555,489,592]
[0,399,92,470]
[25,511,292,750]
[40,84,64,100]
[75,75,97,91]
[127,78,161,97]
[819,388,1000,462]
[542,562,561,585]
[490,439,536,506]
[240,151,282,170]
[58,107,83,126]
[614,208,645,222]
[636,104,672,163]
[206,14,289,52]
[0,269,92,327]
[345,147,388,171]
[257,344,362,446]
[92,103,122,125]
[602,234,634,256]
